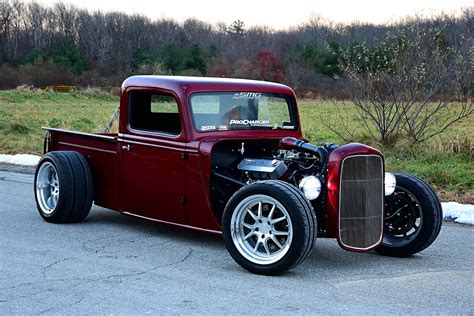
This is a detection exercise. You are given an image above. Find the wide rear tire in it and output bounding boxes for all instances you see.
[376,173,442,257]
[222,180,316,275]
[34,151,93,223]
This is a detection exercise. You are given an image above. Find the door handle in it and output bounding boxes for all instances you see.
[122,144,131,151]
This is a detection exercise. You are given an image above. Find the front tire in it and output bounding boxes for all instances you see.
[376,173,442,257]
[222,180,316,275]
[34,151,93,223]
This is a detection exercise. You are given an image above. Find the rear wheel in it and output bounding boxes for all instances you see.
[222,180,316,275]
[377,173,442,257]
[34,151,93,223]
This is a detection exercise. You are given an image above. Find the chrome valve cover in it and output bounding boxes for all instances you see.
[237,158,287,179]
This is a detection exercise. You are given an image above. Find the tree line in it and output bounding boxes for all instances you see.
[0,1,472,99]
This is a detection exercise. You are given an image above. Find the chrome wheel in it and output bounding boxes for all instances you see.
[36,162,60,215]
[230,194,293,265]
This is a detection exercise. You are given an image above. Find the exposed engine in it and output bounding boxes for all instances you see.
[210,138,336,187]
[210,138,338,232]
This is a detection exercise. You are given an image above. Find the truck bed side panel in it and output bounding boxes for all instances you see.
[47,129,120,211]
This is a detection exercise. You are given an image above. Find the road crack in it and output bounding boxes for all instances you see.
[42,257,76,279]
[1,248,194,303]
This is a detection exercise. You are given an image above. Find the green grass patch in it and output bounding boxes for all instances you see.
[0,90,118,154]
[385,151,472,192]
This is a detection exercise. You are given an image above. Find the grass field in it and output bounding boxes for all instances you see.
[0,89,118,154]
[0,90,472,201]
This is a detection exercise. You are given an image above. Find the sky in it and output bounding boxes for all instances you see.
[38,0,472,29]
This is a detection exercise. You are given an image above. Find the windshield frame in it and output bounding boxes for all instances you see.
[188,91,299,133]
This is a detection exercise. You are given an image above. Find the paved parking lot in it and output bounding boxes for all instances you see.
[1,170,473,314]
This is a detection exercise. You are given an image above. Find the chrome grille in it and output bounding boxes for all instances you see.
[339,155,384,250]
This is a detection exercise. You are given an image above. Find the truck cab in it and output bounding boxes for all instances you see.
[119,76,307,231]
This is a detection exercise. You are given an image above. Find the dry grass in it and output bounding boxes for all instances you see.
[438,190,474,204]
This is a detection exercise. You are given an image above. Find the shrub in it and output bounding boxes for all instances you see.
[341,25,473,146]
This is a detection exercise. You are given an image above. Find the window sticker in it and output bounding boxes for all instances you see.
[281,125,295,129]
[232,92,262,100]
[229,119,270,126]
[201,125,216,131]
[218,125,229,130]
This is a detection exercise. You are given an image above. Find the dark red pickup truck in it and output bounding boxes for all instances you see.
[34,76,442,275]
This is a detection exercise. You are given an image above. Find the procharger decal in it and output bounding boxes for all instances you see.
[229,119,270,126]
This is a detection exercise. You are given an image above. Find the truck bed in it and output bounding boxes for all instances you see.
[44,127,120,211]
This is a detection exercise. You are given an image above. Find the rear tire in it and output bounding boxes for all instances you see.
[222,180,316,275]
[376,173,442,257]
[34,151,93,223]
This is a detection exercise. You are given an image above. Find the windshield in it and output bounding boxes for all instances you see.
[189,92,297,132]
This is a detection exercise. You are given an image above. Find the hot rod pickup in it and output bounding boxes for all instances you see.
[34,76,442,275]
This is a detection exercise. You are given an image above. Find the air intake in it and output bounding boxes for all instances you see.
[339,155,384,250]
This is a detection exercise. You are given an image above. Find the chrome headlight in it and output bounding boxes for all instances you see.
[384,172,396,196]
[299,176,321,200]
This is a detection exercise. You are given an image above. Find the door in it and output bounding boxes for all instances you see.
[119,89,187,224]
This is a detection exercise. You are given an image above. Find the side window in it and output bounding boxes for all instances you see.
[129,91,181,135]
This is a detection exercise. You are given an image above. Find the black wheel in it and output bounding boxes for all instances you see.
[34,151,93,223]
[222,180,316,275]
[376,173,442,257]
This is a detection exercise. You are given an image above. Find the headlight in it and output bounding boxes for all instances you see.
[299,176,321,200]
[384,172,396,196]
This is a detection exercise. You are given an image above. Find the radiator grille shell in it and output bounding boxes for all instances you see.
[339,155,384,250]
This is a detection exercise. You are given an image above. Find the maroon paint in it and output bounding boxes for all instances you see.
[45,76,384,252]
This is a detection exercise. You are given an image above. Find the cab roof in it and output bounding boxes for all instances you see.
[121,75,295,96]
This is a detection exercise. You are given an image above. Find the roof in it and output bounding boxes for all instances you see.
[121,75,294,96]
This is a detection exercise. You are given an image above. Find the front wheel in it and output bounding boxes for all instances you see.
[376,173,442,257]
[222,180,316,275]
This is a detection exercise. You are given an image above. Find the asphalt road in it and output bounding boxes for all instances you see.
[1,170,473,314]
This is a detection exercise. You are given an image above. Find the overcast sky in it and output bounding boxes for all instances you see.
[38,0,471,29]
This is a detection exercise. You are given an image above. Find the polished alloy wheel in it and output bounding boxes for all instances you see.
[36,162,60,215]
[230,194,293,265]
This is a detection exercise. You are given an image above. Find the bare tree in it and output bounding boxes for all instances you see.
[400,27,473,143]
[25,2,47,49]
[228,20,245,35]
[0,0,14,62]
[343,72,409,144]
